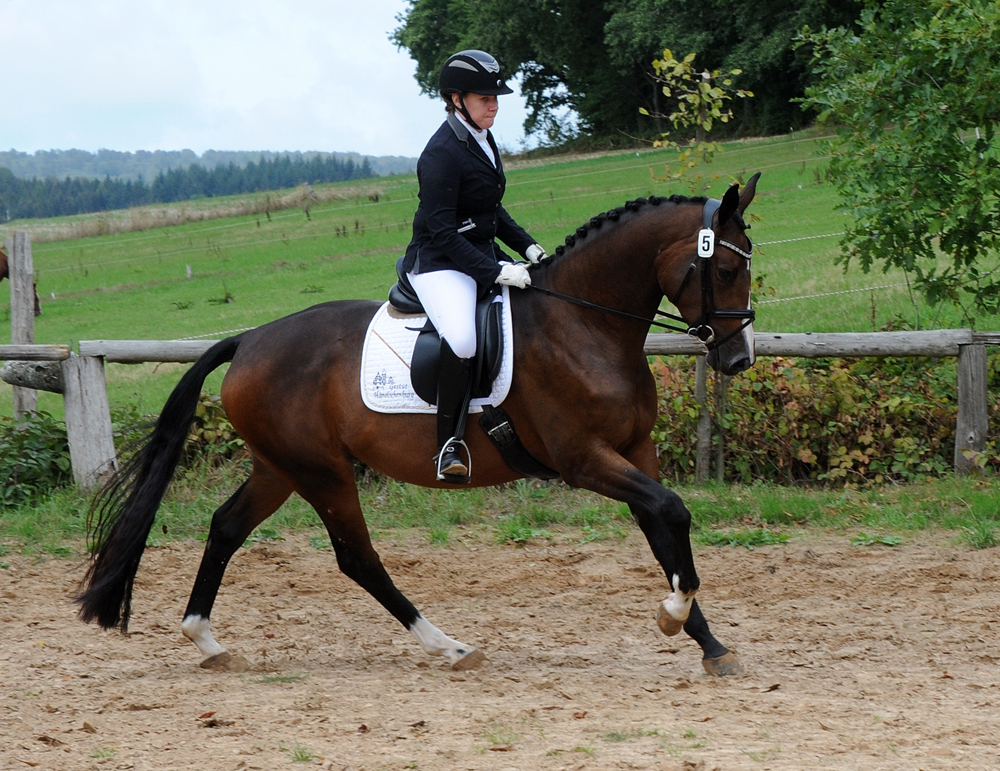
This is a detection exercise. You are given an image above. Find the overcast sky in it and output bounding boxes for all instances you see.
[2,0,532,159]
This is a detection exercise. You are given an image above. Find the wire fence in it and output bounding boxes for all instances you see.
[23,137,853,342]
[33,136,833,263]
[83,224,894,343]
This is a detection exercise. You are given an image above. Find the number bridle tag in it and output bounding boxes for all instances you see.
[697,228,715,258]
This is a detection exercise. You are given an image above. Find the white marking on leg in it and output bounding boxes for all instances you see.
[663,573,695,623]
[181,615,227,661]
[408,615,474,665]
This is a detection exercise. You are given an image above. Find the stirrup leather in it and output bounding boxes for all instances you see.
[436,437,471,482]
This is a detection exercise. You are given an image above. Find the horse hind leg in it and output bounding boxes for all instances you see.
[298,463,487,670]
[180,460,292,669]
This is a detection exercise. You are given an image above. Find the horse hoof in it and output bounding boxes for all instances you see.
[702,651,743,677]
[655,602,684,637]
[199,652,249,673]
[451,648,489,671]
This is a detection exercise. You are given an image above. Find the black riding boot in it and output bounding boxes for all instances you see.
[435,341,474,483]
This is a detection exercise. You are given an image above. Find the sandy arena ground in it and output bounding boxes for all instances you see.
[2,528,998,770]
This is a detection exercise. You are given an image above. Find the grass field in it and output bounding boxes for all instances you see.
[3,459,997,559]
[0,129,996,554]
[1,128,974,417]
[8,130,961,344]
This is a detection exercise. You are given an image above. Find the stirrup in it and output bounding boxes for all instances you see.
[435,437,471,483]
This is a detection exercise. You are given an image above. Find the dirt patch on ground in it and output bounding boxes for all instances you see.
[2,528,998,770]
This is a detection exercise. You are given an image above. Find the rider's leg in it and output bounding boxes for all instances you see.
[407,270,478,481]
[434,340,474,479]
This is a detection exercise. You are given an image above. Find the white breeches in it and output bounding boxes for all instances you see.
[407,269,479,359]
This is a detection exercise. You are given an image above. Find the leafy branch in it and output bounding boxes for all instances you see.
[641,50,753,192]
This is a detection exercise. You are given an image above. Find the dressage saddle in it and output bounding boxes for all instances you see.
[388,256,504,404]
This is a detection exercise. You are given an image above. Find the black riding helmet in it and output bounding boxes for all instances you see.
[439,50,513,131]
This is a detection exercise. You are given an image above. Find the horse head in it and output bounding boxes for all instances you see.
[659,172,760,376]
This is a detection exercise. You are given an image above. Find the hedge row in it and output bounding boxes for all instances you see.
[651,352,1000,485]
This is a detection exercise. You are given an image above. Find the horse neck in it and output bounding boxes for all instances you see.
[535,203,696,340]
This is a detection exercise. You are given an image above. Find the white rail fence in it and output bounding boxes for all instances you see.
[3,233,996,489]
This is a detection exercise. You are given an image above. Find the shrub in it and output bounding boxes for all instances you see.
[183,393,245,467]
[110,393,246,471]
[651,350,1000,486]
[0,412,72,506]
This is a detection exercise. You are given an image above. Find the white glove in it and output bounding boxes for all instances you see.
[495,262,532,289]
[525,243,547,264]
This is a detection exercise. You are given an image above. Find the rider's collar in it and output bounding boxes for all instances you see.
[454,112,489,140]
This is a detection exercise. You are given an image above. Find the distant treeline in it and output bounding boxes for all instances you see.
[0,154,377,220]
[0,148,416,182]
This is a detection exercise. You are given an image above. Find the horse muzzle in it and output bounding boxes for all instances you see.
[706,319,756,375]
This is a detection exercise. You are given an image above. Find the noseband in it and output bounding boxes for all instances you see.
[527,197,755,350]
[668,198,755,348]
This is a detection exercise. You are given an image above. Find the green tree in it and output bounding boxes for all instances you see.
[391,0,865,143]
[605,0,863,135]
[799,0,1000,321]
[393,0,642,142]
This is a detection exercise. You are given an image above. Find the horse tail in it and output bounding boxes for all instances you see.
[74,336,242,631]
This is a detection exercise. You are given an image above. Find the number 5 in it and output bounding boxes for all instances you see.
[697,228,715,258]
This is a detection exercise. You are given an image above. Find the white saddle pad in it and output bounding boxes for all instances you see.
[360,287,514,414]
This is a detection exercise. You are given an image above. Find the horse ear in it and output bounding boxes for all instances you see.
[718,181,741,227]
[738,172,761,214]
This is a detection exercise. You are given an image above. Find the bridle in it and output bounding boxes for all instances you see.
[667,198,755,347]
[527,198,755,350]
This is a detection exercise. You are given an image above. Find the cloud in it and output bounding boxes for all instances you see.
[2,0,529,157]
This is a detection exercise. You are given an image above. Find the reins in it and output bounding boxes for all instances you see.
[527,284,693,334]
[527,197,756,350]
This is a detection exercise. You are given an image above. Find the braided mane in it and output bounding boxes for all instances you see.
[546,194,708,262]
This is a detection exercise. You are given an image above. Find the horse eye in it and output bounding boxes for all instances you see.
[716,268,737,284]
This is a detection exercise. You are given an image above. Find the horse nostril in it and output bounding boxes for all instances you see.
[730,357,752,374]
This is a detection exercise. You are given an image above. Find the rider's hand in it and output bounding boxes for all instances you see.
[495,262,532,289]
[525,243,547,264]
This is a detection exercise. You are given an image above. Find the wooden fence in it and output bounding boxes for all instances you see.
[0,329,993,490]
[3,233,996,489]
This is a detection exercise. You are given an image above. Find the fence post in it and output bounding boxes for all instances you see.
[695,355,711,483]
[62,354,118,490]
[713,373,730,484]
[955,343,988,474]
[6,233,37,416]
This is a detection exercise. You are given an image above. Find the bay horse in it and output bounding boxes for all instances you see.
[76,173,760,676]
[0,247,42,316]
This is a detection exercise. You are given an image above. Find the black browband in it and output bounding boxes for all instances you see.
[669,197,755,347]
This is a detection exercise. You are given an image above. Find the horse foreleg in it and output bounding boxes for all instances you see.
[656,573,695,637]
[564,442,740,674]
[631,494,740,674]
[181,461,292,668]
[299,465,487,670]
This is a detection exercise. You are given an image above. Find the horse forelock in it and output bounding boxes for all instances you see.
[537,194,708,269]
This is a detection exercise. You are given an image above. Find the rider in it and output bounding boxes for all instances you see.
[402,49,547,483]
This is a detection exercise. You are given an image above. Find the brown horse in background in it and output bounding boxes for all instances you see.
[0,247,42,316]
[76,174,761,676]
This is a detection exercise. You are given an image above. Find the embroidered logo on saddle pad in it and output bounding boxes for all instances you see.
[360,290,514,414]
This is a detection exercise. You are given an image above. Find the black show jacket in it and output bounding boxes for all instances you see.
[402,113,536,290]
